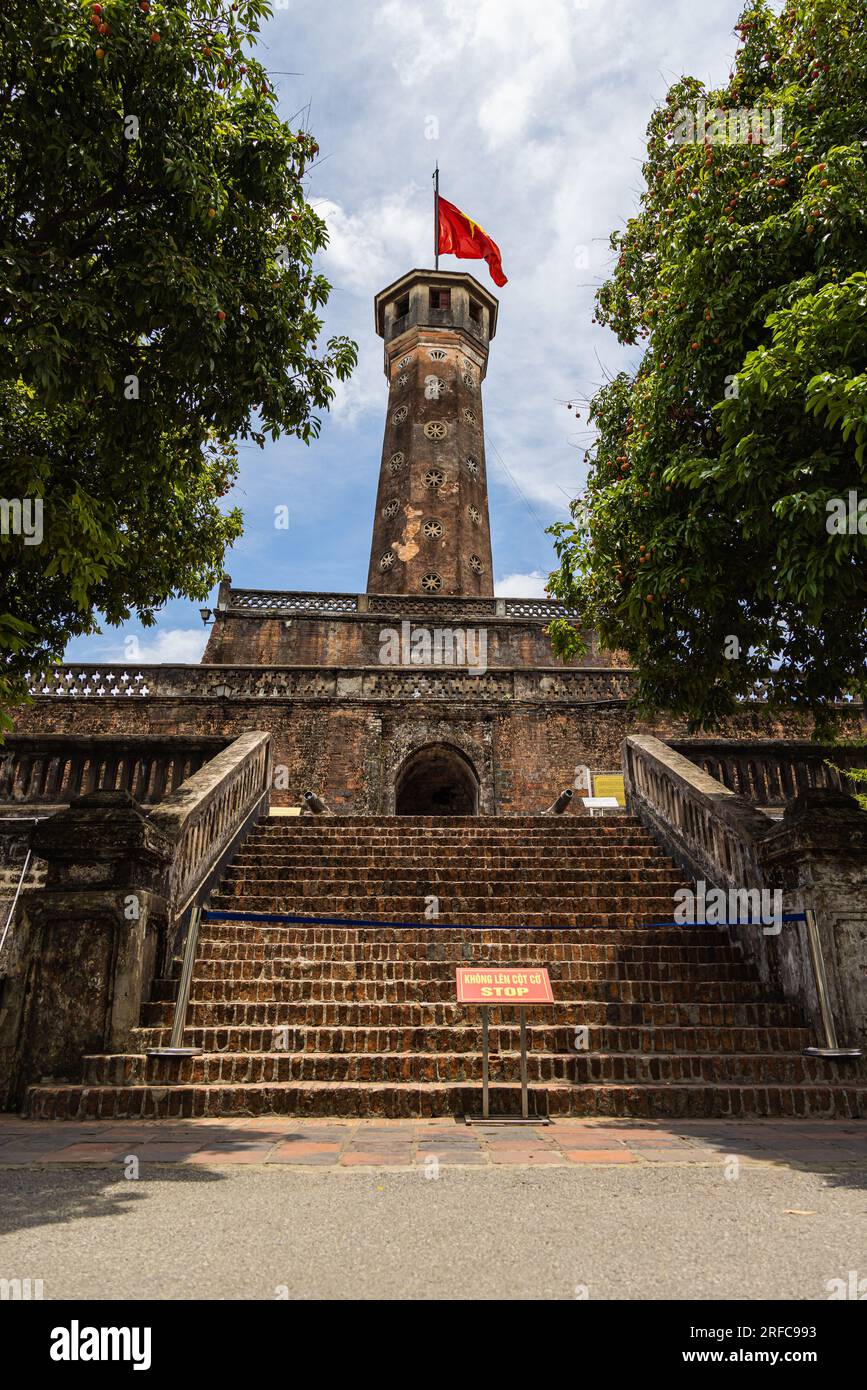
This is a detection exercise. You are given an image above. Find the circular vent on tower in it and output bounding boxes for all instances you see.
[388,452,405,474]
[469,554,484,575]
[379,551,396,571]
[468,505,482,526]
[382,499,400,520]
[421,573,443,592]
[424,469,444,489]
[397,373,409,388]
[424,421,447,440]
[392,405,408,425]
[463,409,477,425]
[465,456,479,476]
[423,519,444,540]
[462,372,476,391]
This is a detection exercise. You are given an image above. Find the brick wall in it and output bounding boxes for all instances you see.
[201,611,631,668]
[11,693,862,815]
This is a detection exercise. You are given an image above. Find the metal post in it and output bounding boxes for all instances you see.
[482,1009,489,1119]
[148,904,204,1058]
[0,847,32,958]
[520,1011,529,1119]
[433,163,440,271]
[803,908,862,1058]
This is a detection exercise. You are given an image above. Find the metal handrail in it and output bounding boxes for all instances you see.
[148,786,271,1058]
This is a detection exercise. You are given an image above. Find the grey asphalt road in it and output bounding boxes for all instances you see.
[1,1164,865,1300]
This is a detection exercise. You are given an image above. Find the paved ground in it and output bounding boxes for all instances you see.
[2,1119,866,1300]
[3,1115,867,1168]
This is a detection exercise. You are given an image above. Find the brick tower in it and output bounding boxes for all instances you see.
[366,269,499,598]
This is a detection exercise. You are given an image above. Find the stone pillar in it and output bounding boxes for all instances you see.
[757,789,867,1047]
[0,790,173,1109]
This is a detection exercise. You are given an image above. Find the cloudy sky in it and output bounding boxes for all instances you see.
[67,0,747,665]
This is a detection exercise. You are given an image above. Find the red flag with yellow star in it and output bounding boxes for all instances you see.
[437,196,508,287]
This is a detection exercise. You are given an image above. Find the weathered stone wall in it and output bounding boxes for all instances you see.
[11,686,862,815]
[201,611,627,668]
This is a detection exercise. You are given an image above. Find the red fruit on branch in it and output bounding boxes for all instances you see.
[150,31,160,43]
[217,310,226,321]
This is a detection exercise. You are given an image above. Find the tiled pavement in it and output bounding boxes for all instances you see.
[1,1116,866,1169]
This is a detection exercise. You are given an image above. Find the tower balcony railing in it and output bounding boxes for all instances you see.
[220,589,583,621]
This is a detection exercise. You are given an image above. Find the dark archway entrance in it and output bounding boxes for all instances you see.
[395,743,479,816]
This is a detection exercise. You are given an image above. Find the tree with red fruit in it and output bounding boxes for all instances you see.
[0,0,356,720]
[548,0,867,735]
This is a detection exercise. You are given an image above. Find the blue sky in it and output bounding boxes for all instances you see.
[67,0,747,665]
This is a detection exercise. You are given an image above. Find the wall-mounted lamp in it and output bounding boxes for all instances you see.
[199,608,214,625]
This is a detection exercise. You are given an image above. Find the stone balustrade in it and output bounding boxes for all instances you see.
[0,732,272,1108]
[149,731,272,923]
[0,735,229,808]
[27,662,635,705]
[623,734,867,1048]
[222,588,583,621]
[669,739,864,808]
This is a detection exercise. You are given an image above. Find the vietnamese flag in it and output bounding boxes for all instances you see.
[437,196,508,287]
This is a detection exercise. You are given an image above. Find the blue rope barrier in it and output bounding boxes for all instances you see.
[202,908,807,931]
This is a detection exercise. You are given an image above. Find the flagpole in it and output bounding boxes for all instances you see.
[433,163,439,271]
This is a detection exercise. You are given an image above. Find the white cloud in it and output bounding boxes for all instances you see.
[106,628,209,664]
[495,570,550,598]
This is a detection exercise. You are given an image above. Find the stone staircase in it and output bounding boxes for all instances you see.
[25,815,867,1119]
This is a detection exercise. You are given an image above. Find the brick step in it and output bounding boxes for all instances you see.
[220,874,686,896]
[131,1022,815,1055]
[248,836,659,853]
[259,814,646,827]
[196,926,734,947]
[153,961,754,998]
[25,1080,867,1121]
[172,976,775,1006]
[140,997,801,1028]
[256,814,644,823]
[224,863,684,883]
[191,942,744,965]
[250,834,657,850]
[230,850,672,868]
[80,1049,867,1087]
[209,898,683,922]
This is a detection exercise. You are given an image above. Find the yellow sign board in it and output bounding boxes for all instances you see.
[593,774,625,806]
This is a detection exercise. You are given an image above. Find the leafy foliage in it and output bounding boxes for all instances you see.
[0,0,356,719]
[547,0,867,734]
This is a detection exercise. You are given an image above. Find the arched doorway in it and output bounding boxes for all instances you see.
[395,743,479,816]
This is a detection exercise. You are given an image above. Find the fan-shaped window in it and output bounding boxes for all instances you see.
[429,348,447,361]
